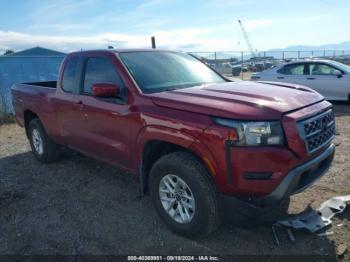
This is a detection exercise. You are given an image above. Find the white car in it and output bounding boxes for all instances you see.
[251,60,350,101]
[213,62,235,75]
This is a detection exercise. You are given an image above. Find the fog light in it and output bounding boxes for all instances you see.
[244,172,273,180]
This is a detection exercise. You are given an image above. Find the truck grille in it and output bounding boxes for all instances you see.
[299,109,335,154]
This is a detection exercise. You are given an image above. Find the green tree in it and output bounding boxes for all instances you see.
[3,50,14,55]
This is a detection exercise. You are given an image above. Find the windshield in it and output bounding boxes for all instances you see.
[119,51,226,93]
[330,61,350,73]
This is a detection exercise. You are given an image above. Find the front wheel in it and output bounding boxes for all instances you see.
[149,152,220,238]
[28,118,61,163]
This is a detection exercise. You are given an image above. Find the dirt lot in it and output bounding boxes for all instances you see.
[0,104,349,259]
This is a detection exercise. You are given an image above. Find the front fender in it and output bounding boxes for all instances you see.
[134,125,219,190]
[134,125,195,167]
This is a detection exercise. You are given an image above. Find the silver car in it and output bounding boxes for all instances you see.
[251,60,350,101]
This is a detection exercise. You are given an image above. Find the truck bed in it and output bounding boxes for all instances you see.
[11,81,58,127]
[22,81,57,89]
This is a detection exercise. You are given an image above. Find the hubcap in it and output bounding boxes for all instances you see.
[32,129,43,155]
[159,174,195,224]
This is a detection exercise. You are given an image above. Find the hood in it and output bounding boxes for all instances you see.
[150,81,324,120]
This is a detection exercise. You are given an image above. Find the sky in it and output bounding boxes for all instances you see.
[0,0,349,53]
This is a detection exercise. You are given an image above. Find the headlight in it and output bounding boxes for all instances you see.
[212,118,285,146]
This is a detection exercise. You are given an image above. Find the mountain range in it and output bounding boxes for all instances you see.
[196,41,350,60]
[269,41,350,52]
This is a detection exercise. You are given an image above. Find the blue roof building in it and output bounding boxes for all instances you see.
[0,47,65,114]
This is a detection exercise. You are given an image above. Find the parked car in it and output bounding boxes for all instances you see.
[12,50,335,238]
[212,62,235,76]
[251,60,350,101]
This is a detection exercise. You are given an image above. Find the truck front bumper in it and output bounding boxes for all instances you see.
[220,143,335,214]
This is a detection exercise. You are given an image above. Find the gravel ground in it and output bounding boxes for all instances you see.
[0,104,349,259]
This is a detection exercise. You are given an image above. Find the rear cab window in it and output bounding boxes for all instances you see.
[62,57,79,93]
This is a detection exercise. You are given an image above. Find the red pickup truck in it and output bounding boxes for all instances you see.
[11,50,335,237]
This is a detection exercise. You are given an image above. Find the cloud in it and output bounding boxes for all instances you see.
[27,0,98,22]
[0,28,233,53]
[137,0,172,9]
[242,19,272,31]
[28,23,92,31]
[206,0,252,7]
[0,30,143,52]
[132,18,174,29]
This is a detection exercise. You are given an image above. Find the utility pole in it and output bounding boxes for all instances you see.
[151,36,156,49]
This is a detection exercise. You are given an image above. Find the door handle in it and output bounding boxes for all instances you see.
[277,77,284,79]
[307,77,315,80]
[75,100,84,110]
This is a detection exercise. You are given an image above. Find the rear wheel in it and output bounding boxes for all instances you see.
[149,151,219,238]
[28,118,61,163]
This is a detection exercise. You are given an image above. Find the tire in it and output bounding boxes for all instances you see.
[28,118,61,163]
[149,151,219,238]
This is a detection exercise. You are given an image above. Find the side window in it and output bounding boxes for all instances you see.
[310,63,338,75]
[83,57,124,95]
[277,64,306,75]
[62,57,79,93]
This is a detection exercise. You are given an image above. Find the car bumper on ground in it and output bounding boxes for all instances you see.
[220,143,335,216]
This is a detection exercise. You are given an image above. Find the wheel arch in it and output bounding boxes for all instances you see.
[136,126,218,195]
[24,110,40,138]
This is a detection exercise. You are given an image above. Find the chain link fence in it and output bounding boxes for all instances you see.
[189,50,350,80]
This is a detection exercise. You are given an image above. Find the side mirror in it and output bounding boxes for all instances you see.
[92,83,120,97]
[333,70,343,78]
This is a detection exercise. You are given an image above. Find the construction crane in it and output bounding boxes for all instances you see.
[237,19,257,58]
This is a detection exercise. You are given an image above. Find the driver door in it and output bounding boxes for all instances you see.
[74,54,133,168]
[306,63,348,100]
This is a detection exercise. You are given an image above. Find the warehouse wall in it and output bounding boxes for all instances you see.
[0,56,64,114]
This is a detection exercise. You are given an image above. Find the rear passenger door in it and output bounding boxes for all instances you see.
[75,54,132,168]
[54,56,84,147]
[275,63,308,86]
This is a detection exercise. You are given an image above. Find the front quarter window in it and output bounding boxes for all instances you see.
[83,57,125,95]
[119,51,225,93]
[310,63,339,75]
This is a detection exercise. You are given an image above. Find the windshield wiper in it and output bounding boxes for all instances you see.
[163,87,180,92]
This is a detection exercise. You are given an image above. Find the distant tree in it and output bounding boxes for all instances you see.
[3,50,14,55]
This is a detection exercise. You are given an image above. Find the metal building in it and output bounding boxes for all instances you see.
[0,47,65,114]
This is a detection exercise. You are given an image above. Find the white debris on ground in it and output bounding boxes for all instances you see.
[277,195,350,233]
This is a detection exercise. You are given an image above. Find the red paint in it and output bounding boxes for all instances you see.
[11,50,334,198]
[92,83,120,97]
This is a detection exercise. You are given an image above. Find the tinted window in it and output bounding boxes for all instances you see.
[310,63,338,75]
[119,51,225,93]
[83,57,124,95]
[329,61,350,73]
[277,64,306,75]
[62,57,78,92]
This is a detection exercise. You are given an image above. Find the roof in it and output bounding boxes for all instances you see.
[11,47,66,56]
[284,59,335,65]
[68,49,178,56]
